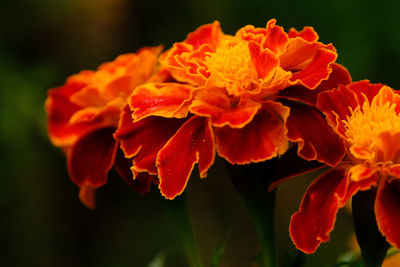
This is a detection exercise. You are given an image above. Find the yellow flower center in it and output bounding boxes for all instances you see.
[343,93,400,162]
[205,39,258,96]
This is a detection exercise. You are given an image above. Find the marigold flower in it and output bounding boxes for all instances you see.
[290,81,400,253]
[45,46,163,208]
[115,19,350,199]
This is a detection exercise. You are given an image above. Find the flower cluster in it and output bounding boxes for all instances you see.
[46,18,400,256]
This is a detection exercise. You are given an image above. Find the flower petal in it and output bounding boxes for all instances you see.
[79,185,96,209]
[375,179,400,250]
[290,47,337,89]
[278,63,351,105]
[248,41,280,80]
[190,88,262,128]
[67,127,118,187]
[285,101,346,166]
[129,83,193,121]
[290,166,377,253]
[215,101,289,164]
[288,27,319,42]
[280,36,337,89]
[316,84,359,136]
[45,71,96,147]
[185,21,222,49]
[115,105,184,174]
[290,167,350,253]
[264,19,289,55]
[114,149,154,194]
[157,116,215,199]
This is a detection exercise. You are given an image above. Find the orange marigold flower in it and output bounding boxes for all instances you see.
[290,81,400,253]
[115,19,351,199]
[45,46,163,208]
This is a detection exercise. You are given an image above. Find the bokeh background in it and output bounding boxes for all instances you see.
[1,0,399,266]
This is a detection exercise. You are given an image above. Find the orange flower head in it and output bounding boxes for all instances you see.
[116,19,351,200]
[290,81,400,254]
[344,88,400,165]
[46,46,162,208]
[46,46,162,148]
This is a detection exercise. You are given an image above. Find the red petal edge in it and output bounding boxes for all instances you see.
[157,116,215,199]
[285,101,346,166]
[289,167,349,253]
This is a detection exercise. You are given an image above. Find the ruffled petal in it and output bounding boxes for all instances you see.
[161,22,223,86]
[285,101,346,166]
[280,37,337,89]
[190,88,262,128]
[288,27,319,42]
[236,25,267,45]
[248,41,280,80]
[236,19,288,55]
[375,179,400,250]
[185,21,222,49]
[157,116,215,199]
[129,83,193,121]
[289,47,337,89]
[264,19,289,55]
[290,167,350,253]
[215,101,290,164]
[115,105,184,174]
[278,63,351,105]
[67,127,118,187]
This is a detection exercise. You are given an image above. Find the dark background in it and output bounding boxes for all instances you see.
[1,0,398,266]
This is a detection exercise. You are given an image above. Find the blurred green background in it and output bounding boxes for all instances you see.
[1,0,399,266]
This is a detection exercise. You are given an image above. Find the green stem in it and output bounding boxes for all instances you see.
[352,189,389,267]
[162,195,203,267]
[226,162,277,267]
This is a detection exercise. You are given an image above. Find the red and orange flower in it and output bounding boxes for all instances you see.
[45,46,163,208]
[115,19,350,199]
[290,81,400,253]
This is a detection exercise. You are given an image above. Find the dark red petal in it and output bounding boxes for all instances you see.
[115,105,183,174]
[348,80,384,104]
[157,116,215,199]
[285,101,346,166]
[79,185,96,209]
[215,102,289,164]
[316,84,359,136]
[290,167,349,253]
[375,179,400,250]
[114,149,154,194]
[67,127,118,187]
[278,63,352,105]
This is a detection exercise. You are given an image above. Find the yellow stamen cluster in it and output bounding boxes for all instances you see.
[343,95,400,155]
[205,39,258,96]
